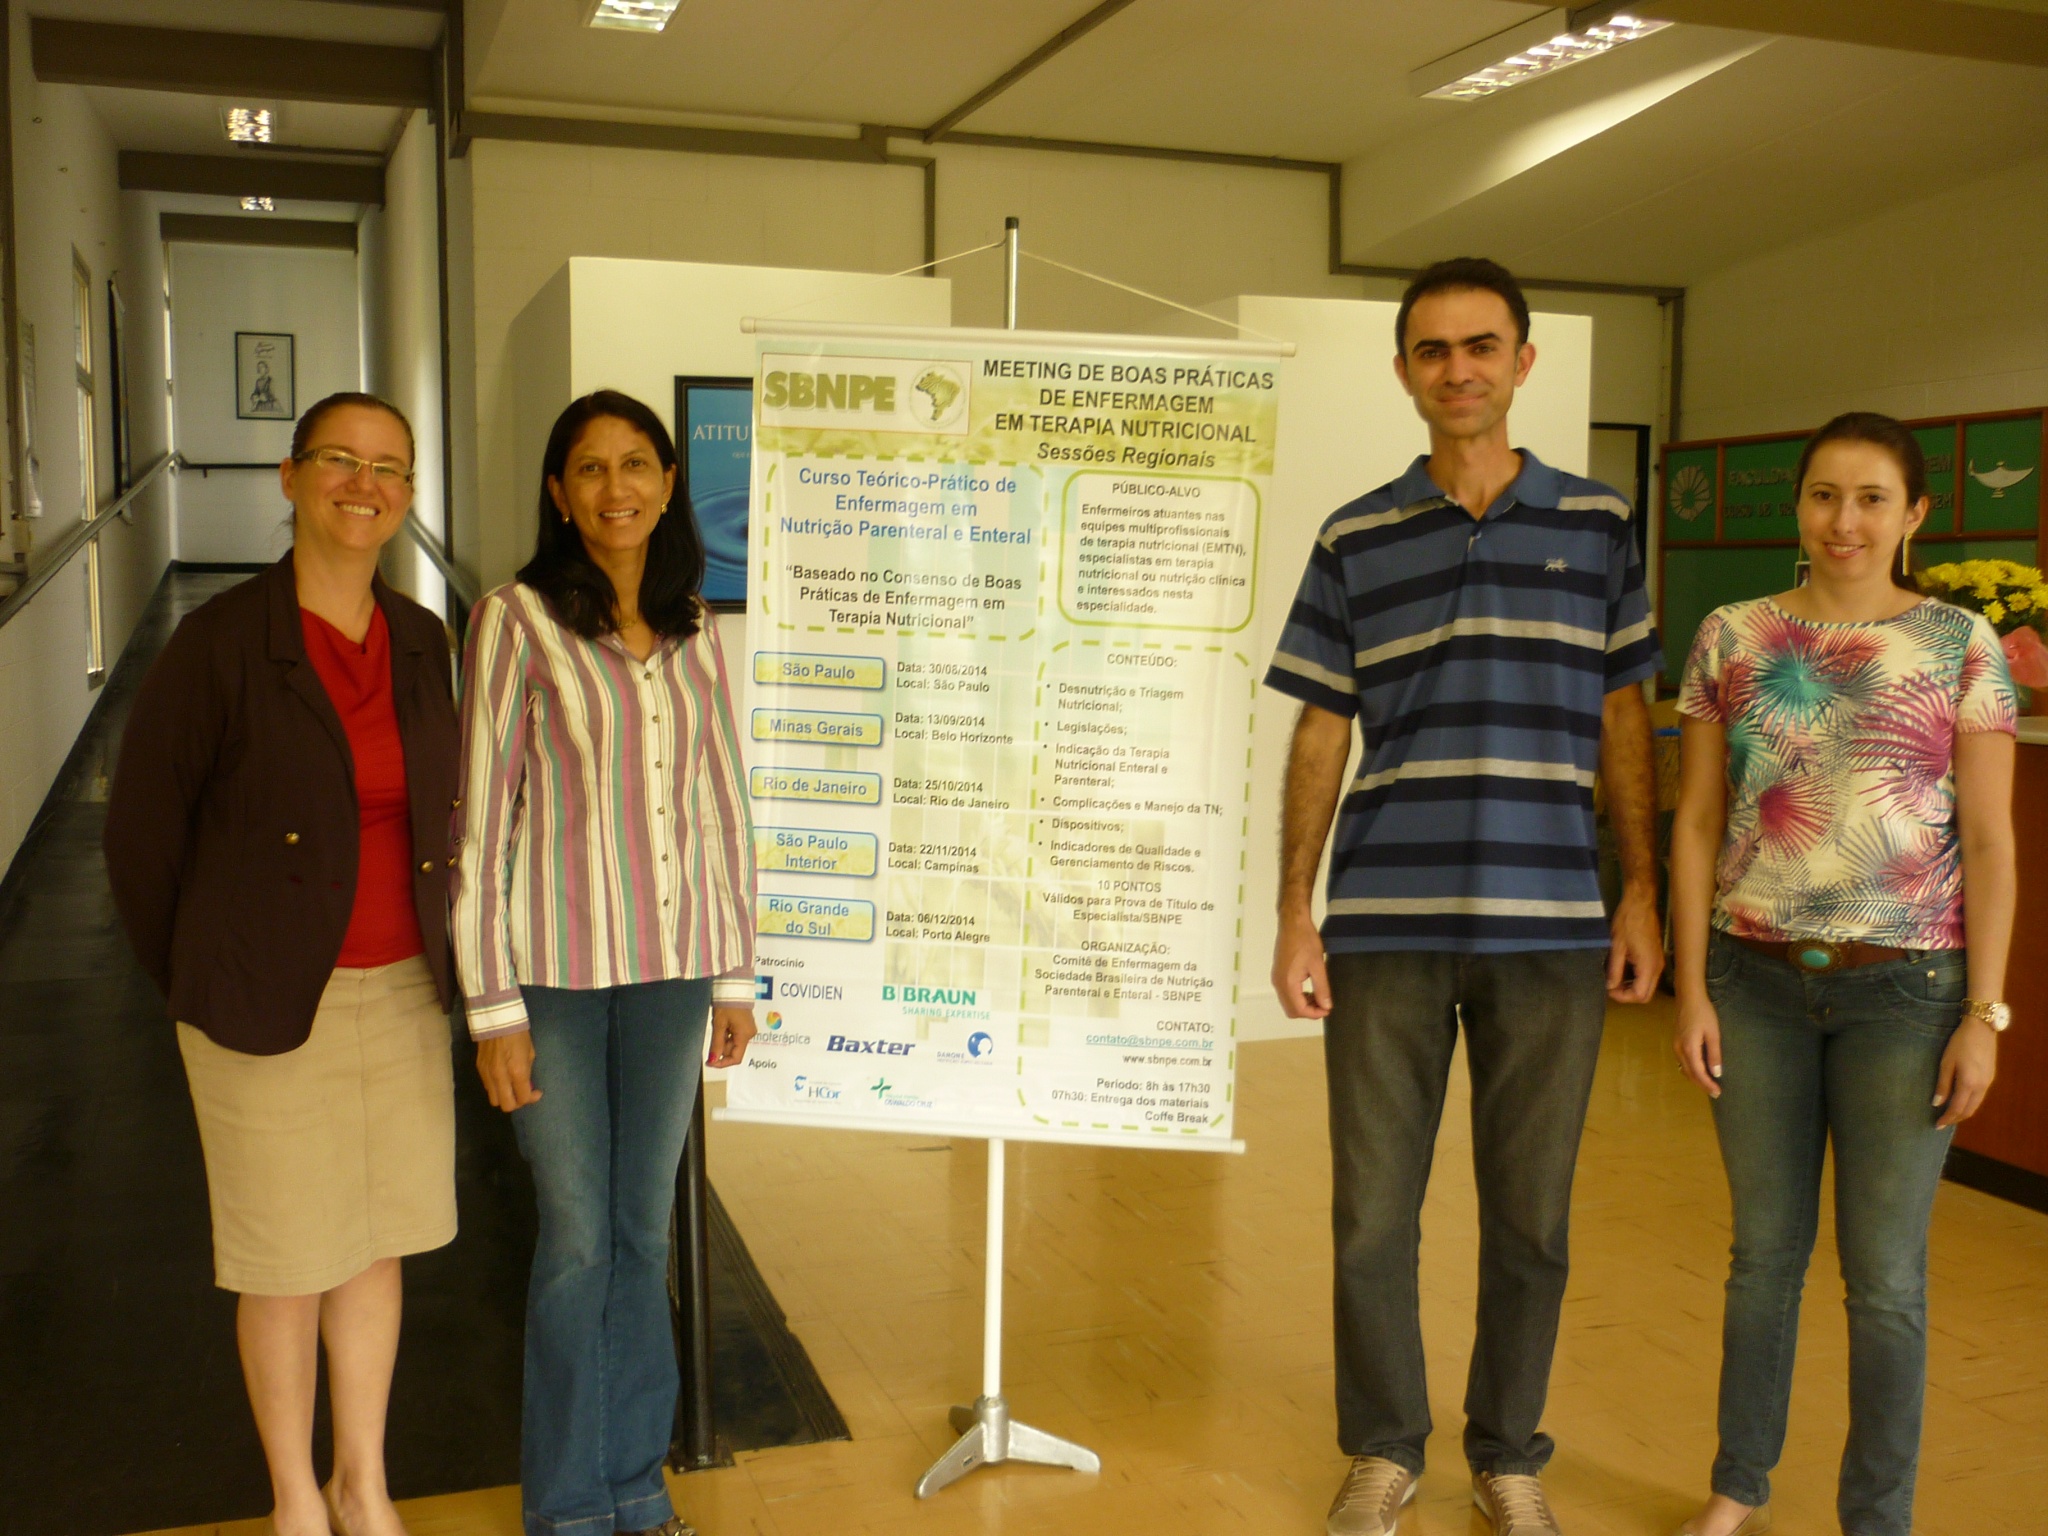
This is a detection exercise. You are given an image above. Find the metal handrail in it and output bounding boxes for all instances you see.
[402,513,478,607]
[0,451,177,633]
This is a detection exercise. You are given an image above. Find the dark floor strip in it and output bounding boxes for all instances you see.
[0,569,842,1536]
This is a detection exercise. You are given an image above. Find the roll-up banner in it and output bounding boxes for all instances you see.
[722,322,1283,1152]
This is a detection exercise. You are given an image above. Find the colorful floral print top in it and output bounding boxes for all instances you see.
[1678,597,2016,948]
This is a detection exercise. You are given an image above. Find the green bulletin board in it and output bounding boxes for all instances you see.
[1658,408,2044,685]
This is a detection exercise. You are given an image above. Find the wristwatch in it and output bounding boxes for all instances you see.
[1962,999,2012,1032]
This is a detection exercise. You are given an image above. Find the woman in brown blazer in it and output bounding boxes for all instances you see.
[105,392,459,1536]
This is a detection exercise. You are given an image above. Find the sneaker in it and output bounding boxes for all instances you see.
[620,1520,696,1536]
[1473,1471,1562,1534]
[1326,1455,1418,1535]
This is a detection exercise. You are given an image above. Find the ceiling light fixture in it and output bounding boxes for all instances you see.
[223,106,273,143]
[241,197,275,212]
[581,0,683,32]
[1411,8,1671,101]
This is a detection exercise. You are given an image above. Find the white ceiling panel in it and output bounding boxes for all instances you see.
[469,0,1115,128]
[1347,39,2048,286]
[960,0,1548,161]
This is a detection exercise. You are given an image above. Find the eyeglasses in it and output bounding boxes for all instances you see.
[294,447,415,487]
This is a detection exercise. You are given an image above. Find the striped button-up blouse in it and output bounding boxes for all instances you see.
[450,582,756,1038]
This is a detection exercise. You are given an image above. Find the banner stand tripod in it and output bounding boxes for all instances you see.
[916,1136,1101,1496]
[916,217,1100,1499]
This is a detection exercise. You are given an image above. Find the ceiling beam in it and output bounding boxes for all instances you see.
[922,0,1142,142]
[30,18,434,109]
[160,213,358,251]
[1650,0,2048,67]
[462,112,892,164]
[119,151,384,205]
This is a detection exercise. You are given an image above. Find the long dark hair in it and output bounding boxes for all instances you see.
[518,390,704,640]
[1794,411,1927,592]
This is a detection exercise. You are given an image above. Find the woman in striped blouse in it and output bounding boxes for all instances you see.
[451,390,755,1536]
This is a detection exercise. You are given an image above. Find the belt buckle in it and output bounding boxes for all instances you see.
[1789,938,1847,973]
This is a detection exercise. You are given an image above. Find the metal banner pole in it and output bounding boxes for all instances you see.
[917,215,1100,1499]
[669,1077,722,1468]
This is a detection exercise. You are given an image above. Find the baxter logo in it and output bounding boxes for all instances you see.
[827,1034,914,1057]
[883,985,979,1005]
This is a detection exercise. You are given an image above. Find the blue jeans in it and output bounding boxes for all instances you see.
[1324,948,1610,1476]
[1704,932,1961,1536]
[512,979,710,1536]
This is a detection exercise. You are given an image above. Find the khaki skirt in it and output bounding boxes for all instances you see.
[178,954,457,1296]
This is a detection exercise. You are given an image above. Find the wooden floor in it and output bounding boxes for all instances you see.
[133,997,2048,1536]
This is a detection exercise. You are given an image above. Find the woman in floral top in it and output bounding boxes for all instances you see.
[1669,413,2016,1536]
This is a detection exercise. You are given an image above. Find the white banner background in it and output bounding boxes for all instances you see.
[724,323,1281,1151]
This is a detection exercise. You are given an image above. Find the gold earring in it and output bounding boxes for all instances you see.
[1900,531,1912,578]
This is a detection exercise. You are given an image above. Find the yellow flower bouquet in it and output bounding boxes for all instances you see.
[1919,557,2048,689]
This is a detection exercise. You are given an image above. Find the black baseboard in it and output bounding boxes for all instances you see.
[1943,1146,2048,1214]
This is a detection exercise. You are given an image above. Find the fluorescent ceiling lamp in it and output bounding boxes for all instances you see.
[241,196,275,212]
[1412,9,1672,101]
[582,0,683,31]
[223,106,272,142]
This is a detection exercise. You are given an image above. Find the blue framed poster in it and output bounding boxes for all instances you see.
[676,376,752,610]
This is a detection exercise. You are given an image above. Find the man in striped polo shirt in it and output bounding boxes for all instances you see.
[1267,259,1662,1536]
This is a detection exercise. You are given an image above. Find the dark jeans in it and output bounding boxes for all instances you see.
[1324,948,1609,1476]
[1704,932,1960,1536]
[512,978,710,1536]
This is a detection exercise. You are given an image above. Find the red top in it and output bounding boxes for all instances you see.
[300,605,426,968]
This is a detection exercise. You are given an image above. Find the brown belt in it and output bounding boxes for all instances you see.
[1731,933,1914,973]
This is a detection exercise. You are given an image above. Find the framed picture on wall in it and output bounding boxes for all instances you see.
[676,375,752,610]
[235,332,294,421]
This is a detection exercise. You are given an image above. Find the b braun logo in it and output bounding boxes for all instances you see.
[882,985,979,1005]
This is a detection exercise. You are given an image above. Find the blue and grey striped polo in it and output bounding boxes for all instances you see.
[1265,451,1661,952]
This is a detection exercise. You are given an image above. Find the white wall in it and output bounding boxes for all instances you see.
[1682,150,2048,440]
[461,138,1633,586]
[0,12,174,875]
[361,109,447,615]
[493,255,952,595]
[1221,296,1594,1041]
[168,242,362,565]
[465,139,924,593]
[928,142,1353,334]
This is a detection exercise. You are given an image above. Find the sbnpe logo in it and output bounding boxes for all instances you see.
[759,355,970,435]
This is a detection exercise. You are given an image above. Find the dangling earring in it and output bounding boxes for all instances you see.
[1900,531,1913,579]
[1793,554,1811,587]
